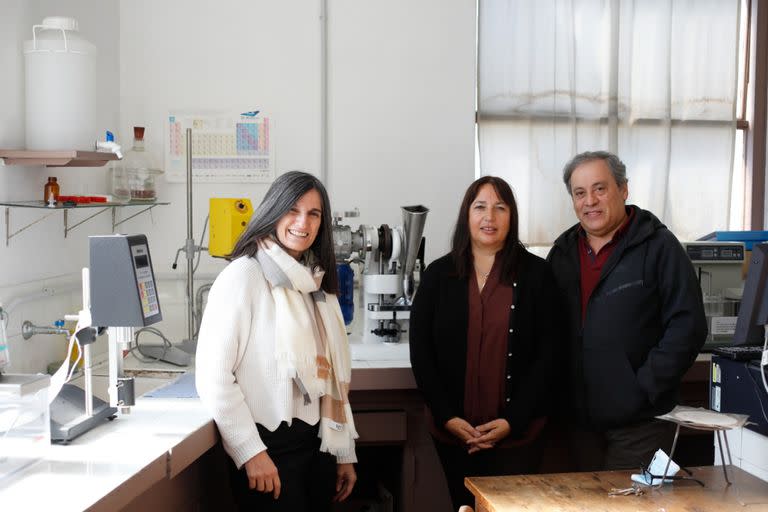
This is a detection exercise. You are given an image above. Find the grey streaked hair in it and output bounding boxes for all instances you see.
[228,170,338,293]
[562,151,628,195]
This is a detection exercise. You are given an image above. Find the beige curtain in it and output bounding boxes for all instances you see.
[478,0,741,244]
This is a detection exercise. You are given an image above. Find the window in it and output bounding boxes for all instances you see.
[477,0,746,244]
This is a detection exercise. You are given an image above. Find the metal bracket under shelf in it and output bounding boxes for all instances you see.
[111,204,162,231]
[3,202,169,246]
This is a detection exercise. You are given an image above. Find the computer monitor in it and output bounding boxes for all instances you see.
[732,243,768,345]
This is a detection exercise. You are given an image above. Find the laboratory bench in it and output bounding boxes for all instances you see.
[0,348,721,511]
[465,465,768,512]
[0,341,452,512]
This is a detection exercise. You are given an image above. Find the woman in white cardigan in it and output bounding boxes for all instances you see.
[196,171,357,511]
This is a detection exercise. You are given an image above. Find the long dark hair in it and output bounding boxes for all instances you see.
[229,171,338,294]
[450,176,523,285]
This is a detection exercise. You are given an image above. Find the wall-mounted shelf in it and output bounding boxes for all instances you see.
[0,200,170,246]
[0,150,118,167]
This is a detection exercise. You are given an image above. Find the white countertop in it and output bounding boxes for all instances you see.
[0,341,414,510]
[0,386,212,511]
[349,341,411,368]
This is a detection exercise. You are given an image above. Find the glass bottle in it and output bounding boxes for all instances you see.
[123,126,162,201]
[105,131,130,203]
[110,160,131,203]
[43,176,59,207]
[0,306,9,372]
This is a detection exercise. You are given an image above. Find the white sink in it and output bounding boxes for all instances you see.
[349,342,410,362]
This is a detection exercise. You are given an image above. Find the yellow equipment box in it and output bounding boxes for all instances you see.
[209,198,253,258]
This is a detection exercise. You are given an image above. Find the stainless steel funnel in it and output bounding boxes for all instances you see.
[401,205,429,302]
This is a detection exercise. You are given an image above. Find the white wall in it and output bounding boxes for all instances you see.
[327,1,476,258]
[0,0,476,373]
[118,0,322,278]
[118,0,476,272]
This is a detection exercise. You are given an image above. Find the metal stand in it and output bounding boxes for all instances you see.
[183,128,196,352]
[162,128,200,364]
[658,423,734,488]
[50,269,119,443]
[50,383,116,443]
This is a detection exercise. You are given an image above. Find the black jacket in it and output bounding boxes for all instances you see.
[409,248,563,438]
[547,205,707,429]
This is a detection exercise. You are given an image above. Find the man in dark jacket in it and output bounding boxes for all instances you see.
[547,150,707,471]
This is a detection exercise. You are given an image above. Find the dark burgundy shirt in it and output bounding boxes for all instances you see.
[463,256,514,426]
[578,207,635,322]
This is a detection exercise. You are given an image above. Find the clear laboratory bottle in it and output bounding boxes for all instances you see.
[103,131,130,203]
[123,126,162,201]
[110,162,131,203]
[43,176,59,206]
[0,305,9,371]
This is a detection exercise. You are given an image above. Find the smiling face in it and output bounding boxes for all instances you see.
[275,189,323,259]
[468,183,511,252]
[569,158,629,242]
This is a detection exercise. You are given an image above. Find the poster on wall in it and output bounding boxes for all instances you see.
[164,110,275,183]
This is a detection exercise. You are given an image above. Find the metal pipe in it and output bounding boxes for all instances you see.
[83,343,93,416]
[21,320,69,340]
[80,267,94,417]
[319,0,328,185]
[185,128,195,344]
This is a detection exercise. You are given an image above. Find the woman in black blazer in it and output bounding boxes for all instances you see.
[409,176,563,510]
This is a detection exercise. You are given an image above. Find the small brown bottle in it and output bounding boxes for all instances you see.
[44,177,60,206]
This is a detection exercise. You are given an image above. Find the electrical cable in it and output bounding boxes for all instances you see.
[745,324,768,424]
[130,326,174,363]
[187,214,210,336]
[745,361,768,425]
[762,325,768,396]
[66,338,82,382]
[193,214,209,274]
[142,214,210,357]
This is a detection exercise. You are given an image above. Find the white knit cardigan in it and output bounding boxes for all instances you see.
[195,256,357,468]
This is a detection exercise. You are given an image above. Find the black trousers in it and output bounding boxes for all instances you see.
[568,418,676,471]
[433,436,544,510]
[229,419,336,512]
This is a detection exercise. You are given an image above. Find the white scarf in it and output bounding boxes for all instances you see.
[256,240,358,458]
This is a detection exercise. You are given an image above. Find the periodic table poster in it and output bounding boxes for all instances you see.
[165,111,275,183]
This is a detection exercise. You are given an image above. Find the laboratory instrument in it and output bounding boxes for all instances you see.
[708,242,768,438]
[682,241,745,349]
[208,198,252,258]
[333,205,429,343]
[711,356,768,436]
[90,234,172,373]
[49,234,163,442]
[49,265,116,443]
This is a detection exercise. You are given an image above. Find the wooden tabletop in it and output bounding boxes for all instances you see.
[465,465,768,511]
